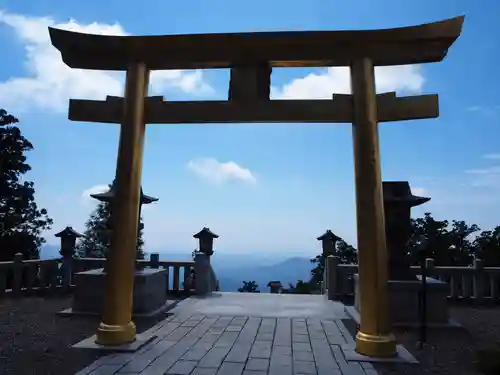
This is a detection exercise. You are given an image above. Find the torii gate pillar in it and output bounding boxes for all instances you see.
[350,58,395,356]
[95,63,150,345]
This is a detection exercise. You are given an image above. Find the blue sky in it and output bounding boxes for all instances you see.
[0,0,499,256]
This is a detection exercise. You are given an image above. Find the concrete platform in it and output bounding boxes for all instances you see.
[169,292,350,319]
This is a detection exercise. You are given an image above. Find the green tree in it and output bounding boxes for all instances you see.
[77,184,145,259]
[408,213,479,266]
[473,227,500,266]
[0,109,53,260]
[286,280,315,294]
[238,280,260,293]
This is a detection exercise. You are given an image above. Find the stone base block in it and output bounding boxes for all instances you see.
[72,332,157,352]
[71,268,168,317]
[353,273,451,325]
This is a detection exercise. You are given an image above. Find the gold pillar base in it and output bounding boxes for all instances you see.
[95,321,136,346]
[355,330,397,358]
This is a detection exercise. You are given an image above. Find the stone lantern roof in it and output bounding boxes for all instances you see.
[317,229,341,241]
[193,227,219,239]
[54,226,83,238]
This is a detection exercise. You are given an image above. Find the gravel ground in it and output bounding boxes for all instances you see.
[0,296,174,375]
[373,306,500,375]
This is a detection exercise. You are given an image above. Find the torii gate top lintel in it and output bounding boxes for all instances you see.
[49,16,464,71]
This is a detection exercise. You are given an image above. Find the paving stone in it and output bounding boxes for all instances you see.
[224,342,253,363]
[272,345,292,356]
[333,320,356,345]
[305,318,327,341]
[330,345,365,375]
[321,321,346,345]
[231,317,248,326]
[191,368,218,375]
[268,364,293,375]
[225,326,244,332]
[212,317,234,327]
[217,361,245,375]
[361,362,375,370]
[316,369,342,375]
[249,341,272,359]
[270,353,292,368]
[88,365,122,375]
[236,318,261,344]
[293,360,316,374]
[102,352,134,366]
[291,320,308,336]
[242,371,267,375]
[292,342,312,352]
[274,318,292,346]
[198,347,231,368]
[166,360,198,374]
[292,350,314,362]
[255,332,274,341]
[118,341,177,373]
[292,334,310,343]
[214,332,240,348]
[245,358,269,371]
[182,320,201,327]
[309,339,339,370]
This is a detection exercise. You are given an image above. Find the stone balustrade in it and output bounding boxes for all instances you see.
[324,255,500,306]
[0,252,216,298]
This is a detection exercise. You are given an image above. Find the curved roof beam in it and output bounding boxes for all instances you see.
[49,16,464,71]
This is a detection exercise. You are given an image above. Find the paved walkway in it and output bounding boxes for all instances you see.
[75,293,378,375]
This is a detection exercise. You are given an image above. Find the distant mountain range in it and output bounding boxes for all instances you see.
[214,257,313,292]
[39,245,315,292]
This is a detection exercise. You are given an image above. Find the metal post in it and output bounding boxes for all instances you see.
[418,239,428,349]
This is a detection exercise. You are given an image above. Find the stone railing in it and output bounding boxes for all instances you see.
[0,252,212,299]
[324,255,500,306]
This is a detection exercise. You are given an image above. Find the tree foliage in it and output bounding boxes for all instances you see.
[0,109,53,260]
[238,280,260,293]
[76,184,145,259]
[408,213,481,266]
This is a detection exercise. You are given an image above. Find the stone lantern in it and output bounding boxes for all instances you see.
[317,229,341,258]
[193,227,219,257]
[55,226,83,258]
[55,226,83,287]
[383,181,430,280]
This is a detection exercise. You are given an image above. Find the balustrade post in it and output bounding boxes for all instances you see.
[12,253,24,298]
[150,253,160,269]
[326,255,340,300]
[473,257,485,304]
[425,258,435,277]
[194,252,211,296]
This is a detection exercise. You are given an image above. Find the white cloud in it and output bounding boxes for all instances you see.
[465,167,500,175]
[0,10,212,113]
[81,184,109,206]
[411,187,428,197]
[483,153,500,160]
[187,157,256,185]
[272,65,424,99]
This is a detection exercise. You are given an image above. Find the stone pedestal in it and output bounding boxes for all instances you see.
[72,268,168,317]
[354,273,450,325]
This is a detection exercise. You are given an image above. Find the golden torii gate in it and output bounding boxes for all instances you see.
[49,16,463,357]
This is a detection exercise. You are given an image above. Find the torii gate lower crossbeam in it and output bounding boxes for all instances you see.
[49,16,463,359]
